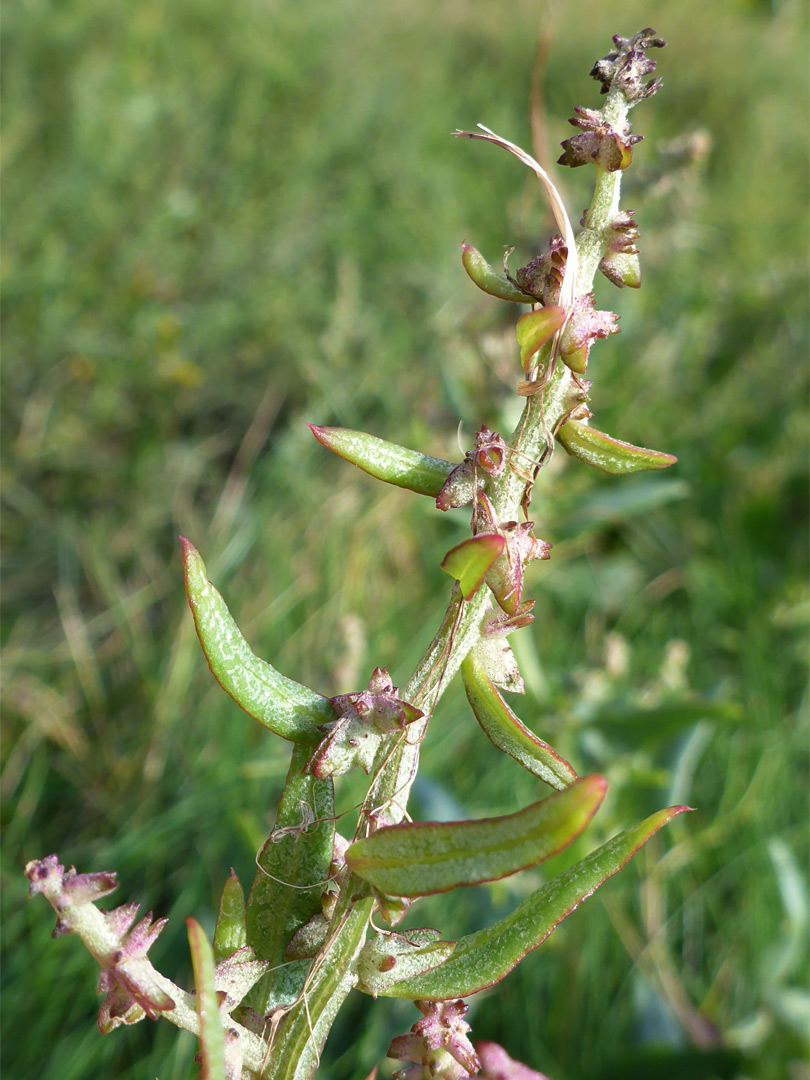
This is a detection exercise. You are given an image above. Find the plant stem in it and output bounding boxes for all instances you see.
[251,80,638,1078]
[576,84,632,291]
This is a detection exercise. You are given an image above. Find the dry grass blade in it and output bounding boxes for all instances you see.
[453,124,578,313]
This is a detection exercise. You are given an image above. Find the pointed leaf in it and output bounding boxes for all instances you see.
[441,534,505,601]
[186,918,226,1080]
[379,805,691,999]
[557,420,677,475]
[182,538,335,744]
[308,425,454,497]
[345,776,606,897]
[516,307,566,372]
[213,871,247,965]
[462,649,577,790]
[461,243,535,303]
[245,745,335,1013]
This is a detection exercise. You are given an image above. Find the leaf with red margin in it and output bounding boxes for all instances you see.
[462,648,577,790]
[308,425,454,497]
[557,420,677,475]
[377,805,692,999]
[186,918,226,1080]
[346,776,605,897]
[182,539,335,744]
[441,534,505,601]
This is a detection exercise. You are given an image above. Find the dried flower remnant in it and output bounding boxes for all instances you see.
[589,28,666,102]
[510,235,568,305]
[558,106,641,171]
[310,667,424,778]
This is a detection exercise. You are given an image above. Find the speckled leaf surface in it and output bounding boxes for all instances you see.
[379,804,691,999]
[557,420,677,475]
[244,745,335,1013]
[182,538,335,743]
[213,871,247,965]
[462,649,577,790]
[356,928,457,997]
[345,775,605,897]
[308,424,454,497]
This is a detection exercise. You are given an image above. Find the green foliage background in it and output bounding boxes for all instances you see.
[3,0,808,1078]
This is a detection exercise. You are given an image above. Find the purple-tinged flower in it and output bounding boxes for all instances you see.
[388,999,481,1080]
[558,107,641,172]
[590,28,666,102]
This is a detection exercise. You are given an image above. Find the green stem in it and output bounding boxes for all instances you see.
[575,84,632,292]
[259,894,375,1080]
[261,79,640,1079]
[367,87,636,832]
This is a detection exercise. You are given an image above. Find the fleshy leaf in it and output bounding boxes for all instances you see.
[182,538,335,744]
[244,745,335,1013]
[557,420,677,474]
[515,307,566,372]
[356,928,457,997]
[308,425,454,497]
[186,918,226,1080]
[213,871,247,965]
[455,127,579,313]
[461,649,577,790]
[345,775,605,897]
[440,534,505,600]
[461,243,535,303]
[378,805,691,999]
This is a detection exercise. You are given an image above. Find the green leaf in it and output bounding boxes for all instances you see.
[345,775,605,897]
[461,243,535,303]
[186,918,226,1080]
[182,538,335,744]
[440,534,505,600]
[516,307,566,371]
[308,425,454,497]
[356,928,457,997]
[379,804,691,999]
[213,870,247,965]
[557,420,677,475]
[245,745,335,1013]
[461,648,577,790]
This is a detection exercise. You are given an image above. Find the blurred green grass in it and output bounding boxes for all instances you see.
[2,0,808,1078]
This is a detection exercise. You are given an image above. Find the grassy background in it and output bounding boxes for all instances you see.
[2,0,808,1078]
